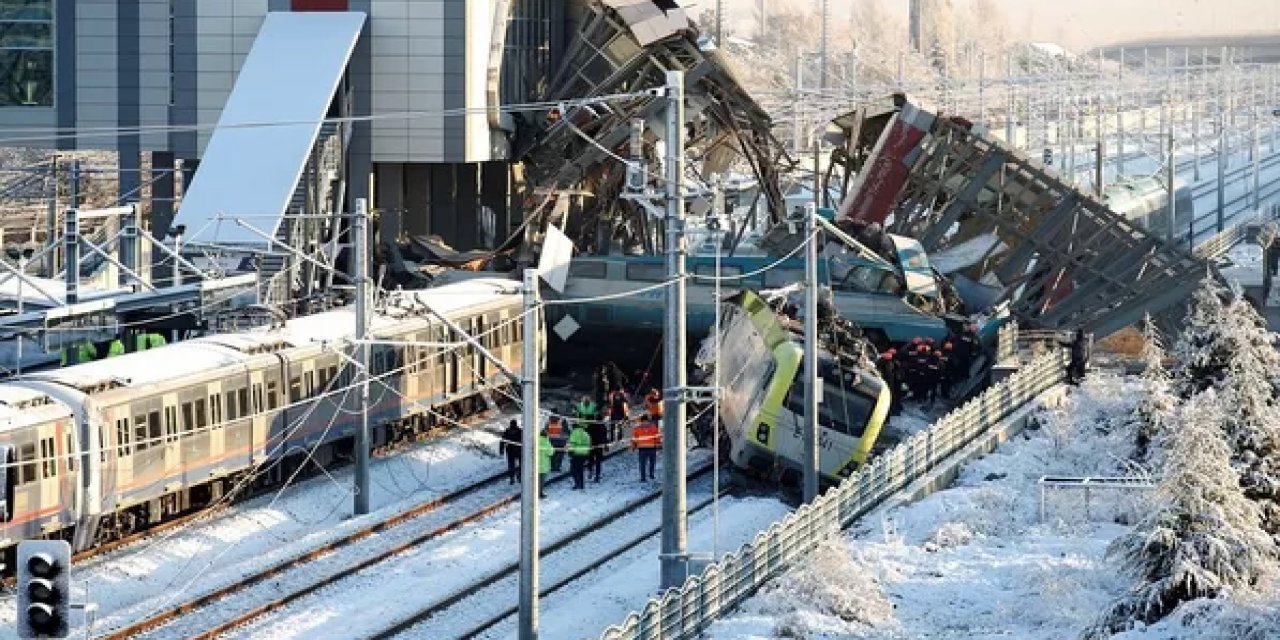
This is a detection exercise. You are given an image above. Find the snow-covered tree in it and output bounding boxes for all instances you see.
[1133,315,1177,464]
[1216,295,1280,541]
[1171,277,1232,397]
[1084,392,1276,638]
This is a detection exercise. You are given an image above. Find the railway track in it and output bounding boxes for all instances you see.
[366,466,721,640]
[101,445,634,639]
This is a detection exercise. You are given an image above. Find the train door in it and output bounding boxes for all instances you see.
[249,368,268,462]
[105,408,133,496]
[445,325,459,398]
[163,391,184,484]
[205,381,225,471]
[56,417,77,531]
[402,334,419,402]
[475,316,488,382]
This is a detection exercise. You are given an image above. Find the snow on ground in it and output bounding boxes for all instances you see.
[705,374,1280,640]
[213,450,716,640]
[479,495,793,640]
[0,415,515,637]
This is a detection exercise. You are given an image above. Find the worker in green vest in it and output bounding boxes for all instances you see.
[567,421,592,490]
[106,338,125,358]
[60,339,98,366]
[133,332,167,352]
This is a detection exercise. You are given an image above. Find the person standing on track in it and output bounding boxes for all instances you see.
[631,416,662,481]
[567,420,592,490]
[537,428,553,499]
[546,415,567,472]
[499,419,522,484]
[644,388,663,421]
[587,412,609,483]
[607,389,629,443]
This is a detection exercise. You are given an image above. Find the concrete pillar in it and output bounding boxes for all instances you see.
[480,162,510,249]
[429,164,457,245]
[150,151,176,236]
[455,163,479,250]
[375,162,405,247]
[118,148,142,204]
[405,163,432,238]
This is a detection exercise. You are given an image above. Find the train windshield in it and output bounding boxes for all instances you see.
[785,366,882,437]
[716,305,775,435]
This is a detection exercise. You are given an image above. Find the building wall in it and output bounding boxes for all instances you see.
[0,0,506,166]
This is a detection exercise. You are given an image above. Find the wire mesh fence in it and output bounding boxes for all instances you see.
[596,351,1067,640]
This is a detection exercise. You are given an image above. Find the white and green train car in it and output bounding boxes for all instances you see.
[714,291,891,484]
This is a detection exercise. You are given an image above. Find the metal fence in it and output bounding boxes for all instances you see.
[596,352,1067,640]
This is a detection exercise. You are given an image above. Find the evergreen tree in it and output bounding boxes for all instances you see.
[1217,295,1280,541]
[1170,277,1231,397]
[1085,392,1276,638]
[1133,315,1177,464]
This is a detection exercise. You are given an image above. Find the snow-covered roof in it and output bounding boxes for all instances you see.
[20,277,523,393]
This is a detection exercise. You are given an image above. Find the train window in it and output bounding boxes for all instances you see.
[318,366,330,389]
[40,438,54,478]
[135,415,150,451]
[65,433,74,472]
[327,365,338,384]
[195,399,208,429]
[764,268,804,288]
[625,263,666,282]
[18,442,35,484]
[240,388,251,417]
[116,418,131,455]
[181,403,194,435]
[569,261,607,279]
[266,382,279,410]
[289,377,301,403]
[225,391,237,420]
[150,411,164,444]
[149,411,163,443]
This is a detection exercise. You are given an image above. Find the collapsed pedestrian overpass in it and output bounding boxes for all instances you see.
[825,96,1214,336]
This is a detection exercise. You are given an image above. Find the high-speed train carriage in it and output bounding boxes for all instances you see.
[0,278,539,563]
[714,291,891,485]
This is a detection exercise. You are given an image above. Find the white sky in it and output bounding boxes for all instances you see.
[695,0,1280,51]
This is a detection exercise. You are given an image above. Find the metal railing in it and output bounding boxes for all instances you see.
[596,352,1067,640]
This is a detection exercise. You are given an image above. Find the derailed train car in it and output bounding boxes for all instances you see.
[704,291,891,485]
[0,278,540,567]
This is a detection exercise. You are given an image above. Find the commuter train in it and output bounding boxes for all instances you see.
[0,278,539,567]
[710,291,891,484]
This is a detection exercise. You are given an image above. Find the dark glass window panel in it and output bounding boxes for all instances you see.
[0,1,52,22]
[0,49,51,106]
[0,22,51,47]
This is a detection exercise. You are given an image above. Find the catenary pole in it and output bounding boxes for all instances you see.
[803,199,820,503]
[660,69,688,590]
[518,268,540,640]
[354,198,371,515]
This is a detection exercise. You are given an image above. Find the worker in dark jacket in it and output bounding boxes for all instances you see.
[607,390,629,443]
[876,350,902,415]
[587,416,609,483]
[499,419,522,484]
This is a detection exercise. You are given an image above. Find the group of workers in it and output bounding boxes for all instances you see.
[875,324,981,413]
[497,385,666,498]
[60,332,168,366]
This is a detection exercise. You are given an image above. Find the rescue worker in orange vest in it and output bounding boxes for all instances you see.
[631,417,663,482]
[545,416,567,472]
[644,388,663,421]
